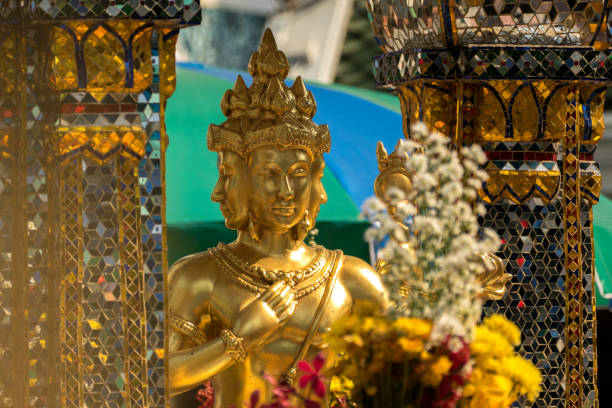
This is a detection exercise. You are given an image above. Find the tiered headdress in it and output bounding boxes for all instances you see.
[207,29,331,159]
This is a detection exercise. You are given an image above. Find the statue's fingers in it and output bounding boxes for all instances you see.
[277,295,296,316]
[284,290,296,305]
[277,300,297,322]
[277,282,292,299]
[272,288,295,309]
[266,293,285,310]
[260,281,284,301]
[259,290,273,302]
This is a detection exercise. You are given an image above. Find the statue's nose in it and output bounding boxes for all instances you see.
[211,180,224,202]
[278,174,294,200]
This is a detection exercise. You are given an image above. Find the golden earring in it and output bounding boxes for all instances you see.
[294,210,311,241]
[247,212,261,242]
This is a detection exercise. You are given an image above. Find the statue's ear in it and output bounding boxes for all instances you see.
[376,141,388,171]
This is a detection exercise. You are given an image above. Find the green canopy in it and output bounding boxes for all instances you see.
[595,195,612,308]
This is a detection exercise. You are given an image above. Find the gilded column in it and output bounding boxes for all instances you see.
[0,4,200,407]
[367,0,608,406]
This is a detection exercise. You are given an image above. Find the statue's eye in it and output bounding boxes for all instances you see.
[257,169,275,177]
[292,168,307,177]
[220,167,234,177]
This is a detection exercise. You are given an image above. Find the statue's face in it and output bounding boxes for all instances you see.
[211,151,249,230]
[248,147,313,232]
[309,157,327,222]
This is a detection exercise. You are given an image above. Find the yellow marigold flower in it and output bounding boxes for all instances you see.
[392,317,432,339]
[342,334,364,348]
[467,374,514,408]
[483,314,521,346]
[471,326,514,358]
[422,356,452,386]
[397,337,424,353]
[499,355,542,401]
[330,315,360,333]
[362,317,378,332]
[329,376,355,393]
[463,367,483,398]
[419,350,432,361]
[476,356,501,373]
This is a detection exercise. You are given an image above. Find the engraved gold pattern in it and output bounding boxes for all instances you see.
[220,329,247,364]
[210,245,339,300]
[207,29,330,159]
[168,313,208,346]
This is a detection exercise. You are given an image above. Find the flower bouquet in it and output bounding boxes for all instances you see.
[325,124,541,408]
[326,301,471,408]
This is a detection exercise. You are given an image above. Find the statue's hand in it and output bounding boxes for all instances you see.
[477,253,512,300]
[231,280,296,351]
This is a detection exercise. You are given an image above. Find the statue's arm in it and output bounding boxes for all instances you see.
[341,255,390,311]
[168,255,297,395]
[168,254,232,395]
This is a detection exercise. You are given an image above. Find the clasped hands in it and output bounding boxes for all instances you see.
[230,280,297,352]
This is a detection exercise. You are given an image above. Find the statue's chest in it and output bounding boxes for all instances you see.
[261,281,351,362]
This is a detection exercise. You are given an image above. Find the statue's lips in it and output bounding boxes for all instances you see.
[219,203,231,216]
[271,206,295,216]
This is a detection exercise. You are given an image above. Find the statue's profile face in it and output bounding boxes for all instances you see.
[309,157,327,222]
[211,151,249,230]
[248,147,313,232]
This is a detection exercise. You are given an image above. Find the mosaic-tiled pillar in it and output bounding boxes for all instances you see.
[0,4,200,407]
[367,1,609,406]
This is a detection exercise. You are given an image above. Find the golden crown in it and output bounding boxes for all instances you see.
[207,29,331,159]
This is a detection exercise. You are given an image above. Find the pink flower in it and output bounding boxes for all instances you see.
[297,354,327,398]
[262,372,293,408]
[196,381,214,408]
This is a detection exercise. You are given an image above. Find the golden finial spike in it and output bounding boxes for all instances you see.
[221,75,250,117]
[234,75,248,95]
[232,75,250,110]
[291,76,307,98]
[263,76,294,115]
[248,29,289,79]
[376,141,389,171]
[210,29,330,158]
[260,28,278,52]
[292,76,317,118]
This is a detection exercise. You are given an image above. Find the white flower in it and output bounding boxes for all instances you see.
[411,122,429,138]
[364,123,499,343]
[397,138,422,156]
[361,196,386,215]
[405,153,427,173]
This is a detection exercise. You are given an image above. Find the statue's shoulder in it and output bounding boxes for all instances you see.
[168,248,220,301]
[339,254,375,275]
[337,254,388,310]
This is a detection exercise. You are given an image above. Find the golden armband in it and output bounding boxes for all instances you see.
[220,329,247,363]
[168,312,207,346]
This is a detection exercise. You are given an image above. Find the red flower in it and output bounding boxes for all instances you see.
[247,390,260,408]
[303,399,321,408]
[447,341,470,371]
[297,354,327,398]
